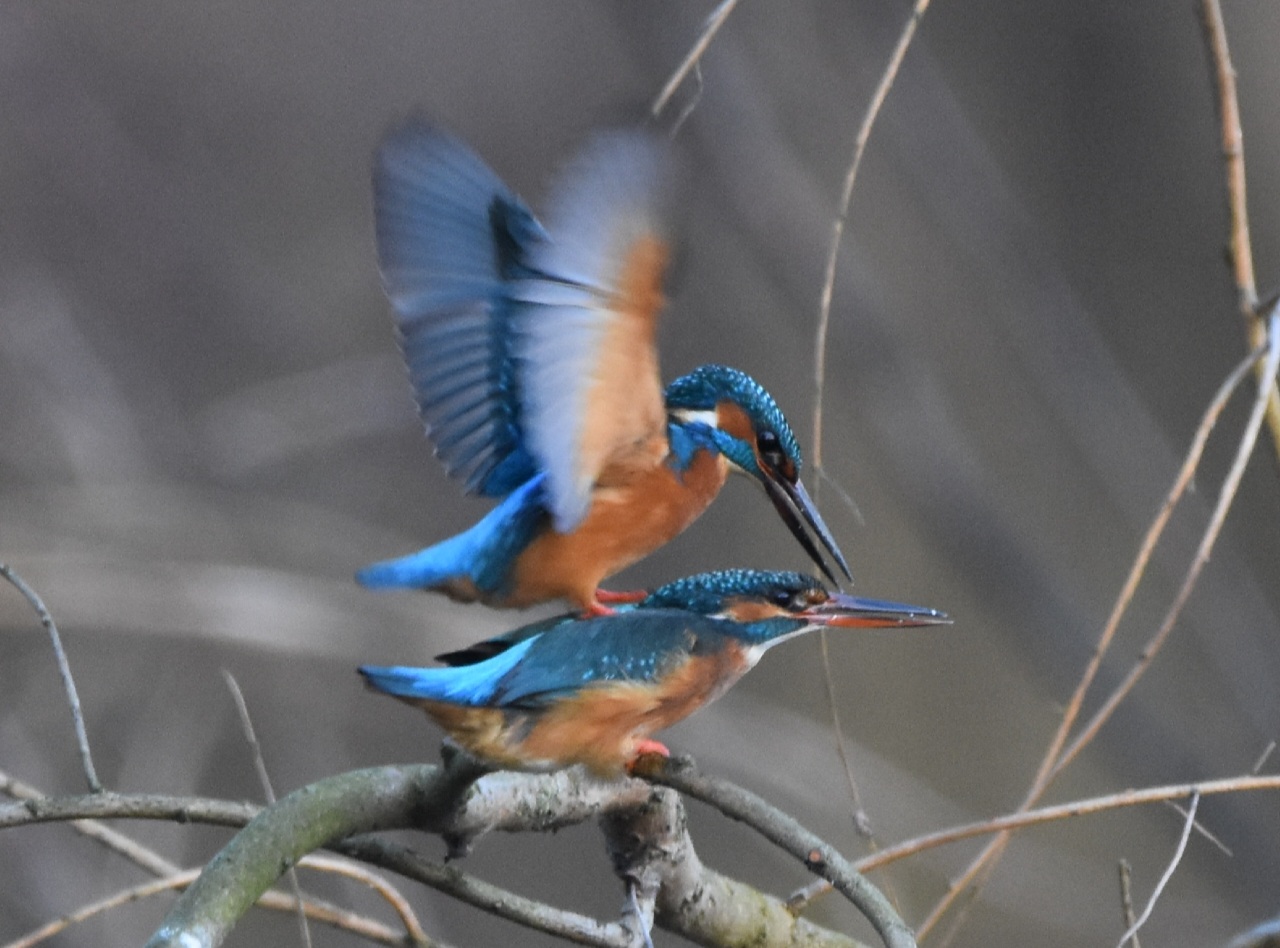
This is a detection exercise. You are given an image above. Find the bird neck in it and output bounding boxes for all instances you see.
[727,617,814,650]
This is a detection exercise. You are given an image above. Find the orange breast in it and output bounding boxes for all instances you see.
[508,447,728,608]
[516,646,750,775]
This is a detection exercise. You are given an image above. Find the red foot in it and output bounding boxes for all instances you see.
[595,588,647,605]
[626,739,671,775]
[634,738,669,757]
[583,601,620,618]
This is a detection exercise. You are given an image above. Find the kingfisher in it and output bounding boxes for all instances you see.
[358,569,949,775]
[356,121,852,614]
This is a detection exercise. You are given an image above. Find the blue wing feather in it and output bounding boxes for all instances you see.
[490,611,724,709]
[373,122,541,496]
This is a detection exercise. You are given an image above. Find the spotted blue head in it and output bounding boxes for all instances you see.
[665,364,852,585]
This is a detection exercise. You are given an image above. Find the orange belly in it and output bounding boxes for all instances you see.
[506,449,727,609]
[409,646,749,775]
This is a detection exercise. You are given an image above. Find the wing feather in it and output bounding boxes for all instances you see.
[510,129,673,531]
[373,122,542,496]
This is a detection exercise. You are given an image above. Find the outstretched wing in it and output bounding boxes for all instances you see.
[510,128,674,531]
[373,121,542,496]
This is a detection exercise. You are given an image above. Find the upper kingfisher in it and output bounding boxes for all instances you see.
[356,120,852,614]
[359,569,949,775]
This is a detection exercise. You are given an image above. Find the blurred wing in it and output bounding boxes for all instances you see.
[490,610,718,709]
[373,120,543,496]
[511,129,673,531]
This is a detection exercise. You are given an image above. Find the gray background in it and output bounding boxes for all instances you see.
[2,1,1278,945]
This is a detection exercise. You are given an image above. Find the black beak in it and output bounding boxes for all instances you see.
[802,593,951,628]
[761,474,854,586]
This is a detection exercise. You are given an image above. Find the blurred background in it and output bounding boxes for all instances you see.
[2,1,1278,945]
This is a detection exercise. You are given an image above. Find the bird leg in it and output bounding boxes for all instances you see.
[595,588,648,604]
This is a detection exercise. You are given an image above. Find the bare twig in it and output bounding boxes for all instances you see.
[812,0,934,476]
[1118,860,1141,948]
[853,774,1280,873]
[650,0,741,119]
[639,756,916,948]
[1,769,180,876]
[916,334,1271,936]
[1,861,435,948]
[1115,793,1200,948]
[0,563,101,792]
[806,0,935,864]
[1051,310,1280,779]
[1250,740,1276,775]
[1200,0,1280,462]
[223,670,312,948]
[817,630,872,836]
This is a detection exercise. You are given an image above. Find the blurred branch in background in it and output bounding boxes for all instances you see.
[1200,0,1280,464]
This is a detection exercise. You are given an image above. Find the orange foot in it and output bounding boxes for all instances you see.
[595,588,647,605]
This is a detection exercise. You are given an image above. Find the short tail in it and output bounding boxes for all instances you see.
[359,636,536,706]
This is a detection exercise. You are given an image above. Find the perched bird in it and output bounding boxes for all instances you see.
[359,569,949,775]
[357,121,851,613]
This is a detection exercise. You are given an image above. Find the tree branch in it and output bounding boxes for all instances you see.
[600,782,869,948]
[1,563,101,793]
[637,756,916,948]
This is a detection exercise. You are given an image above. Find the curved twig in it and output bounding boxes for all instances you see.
[2,859,434,948]
[917,330,1275,937]
[0,563,101,792]
[650,0,741,119]
[1200,0,1280,465]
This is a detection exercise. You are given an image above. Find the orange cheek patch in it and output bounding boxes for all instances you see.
[715,401,756,443]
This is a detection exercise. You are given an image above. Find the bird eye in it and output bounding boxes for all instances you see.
[756,430,785,468]
[771,589,794,608]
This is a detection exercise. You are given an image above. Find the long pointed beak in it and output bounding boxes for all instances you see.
[802,592,951,628]
[761,474,854,585]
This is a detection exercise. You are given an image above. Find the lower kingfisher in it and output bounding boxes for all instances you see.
[358,569,949,775]
[356,121,852,614]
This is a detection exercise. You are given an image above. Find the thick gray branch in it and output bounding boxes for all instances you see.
[601,784,869,948]
[639,756,916,948]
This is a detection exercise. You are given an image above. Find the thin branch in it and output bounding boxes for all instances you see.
[812,0,934,475]
[1200,0,1280,463]
[0,563,101,792]
[1,861,434,948]
[806,0,935,867]
[915,335,1270,937]
[639,756,916,948]
[1118,860,1141,948]
[0,769,180,876]
[1050,310,1280,779]
[223,670,313,948]
[1251,740,1276,774]
[1114,792,1200,948]
[852,774,1280,873]
[650,0,740,119]
[817,629,872,836]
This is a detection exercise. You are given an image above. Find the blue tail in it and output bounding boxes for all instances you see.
[356,474,548,593]
[359,637,536,705]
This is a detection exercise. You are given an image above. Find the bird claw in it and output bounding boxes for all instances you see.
[625,739,671,776]
[596,587,648,604]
